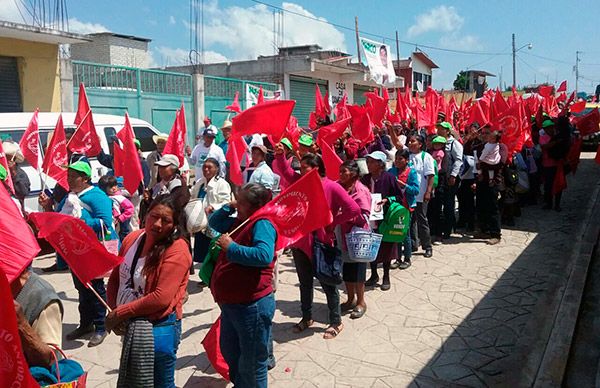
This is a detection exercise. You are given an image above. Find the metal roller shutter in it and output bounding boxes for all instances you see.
[353,84,372,106]
[289,76,327,127]
[0,56,22,112]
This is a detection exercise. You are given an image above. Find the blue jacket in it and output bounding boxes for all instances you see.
[58,186,117,240]
[388,166,420,209]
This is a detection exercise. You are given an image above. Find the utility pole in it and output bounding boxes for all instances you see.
[499,65,503,90]
[355,16,361,64]
[512,33,516,89]
[575,51,581,95]
[395,30,400,73]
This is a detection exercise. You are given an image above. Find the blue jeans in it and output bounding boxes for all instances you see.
[220,293,275,388]
[402,225,412,262]
[152,312,182,388]
[71,274,106,332]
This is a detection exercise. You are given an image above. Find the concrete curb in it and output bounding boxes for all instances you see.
[531,179,600,387]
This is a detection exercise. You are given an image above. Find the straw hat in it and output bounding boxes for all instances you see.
[3,141,24,163]
[152,133,169,144]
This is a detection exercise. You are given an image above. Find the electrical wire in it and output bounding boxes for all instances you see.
[521,51,572,65]
[247,0,510,56]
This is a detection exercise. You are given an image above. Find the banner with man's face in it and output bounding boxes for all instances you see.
[359,37,396,86]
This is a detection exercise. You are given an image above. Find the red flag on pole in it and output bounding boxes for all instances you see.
[347,105,375,145]
[231,100,295,143]
[115,113,144,195]
[318,117,352,144]
[323,90,332,116]
[29,212,123,285]
[248,169,333,251]
[225,136,247,186]
[538,85,554,98]
[314,84,327,120]
[317,137,342,181]
[0,183,40,283]
[557,80,567,93]
[69,83,102,156]
[492,102,526,157]
[572,108,600,136]
[364,92,388,127]
[18,109,39,169]
[566,138,583,174]
[0,140,15,194]
[569,100,587,114]
[42,115,69,190]
[257,86,265,105]
[202,316,230,381]
[225,91,242,113]
[163,104,187,167]
[0,268,40,388]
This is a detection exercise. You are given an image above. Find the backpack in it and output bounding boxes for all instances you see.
[378,200,411,243]
[421,151,439,188]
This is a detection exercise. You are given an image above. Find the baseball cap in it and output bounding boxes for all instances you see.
[68,161,92,178]
[298,134,313,147]
[155,154,180,168]
[280,138,293,150]
[203,127,217,137]
[0,164,7,181]
[437,121,453,131]
[542,119,555,128]
[133,139,141,149]
[432,136,447,144]
[365,151,387,163]
[252,145,268,155]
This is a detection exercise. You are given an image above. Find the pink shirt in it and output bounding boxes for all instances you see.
[539,132,559,167]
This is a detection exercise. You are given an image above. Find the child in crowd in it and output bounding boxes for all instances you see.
[478,127,502,184]
[431,136,446,166]
[98,175,134,241]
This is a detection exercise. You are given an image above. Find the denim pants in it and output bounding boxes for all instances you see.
[71,274,106,332]
[402,224,412,262]
[291,249,341,325]
[220,293,275,388]
[410,202,432,250]
[440,179,460,236]
[152,312,182,388]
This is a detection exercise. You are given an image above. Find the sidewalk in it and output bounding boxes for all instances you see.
[35,153,600,387]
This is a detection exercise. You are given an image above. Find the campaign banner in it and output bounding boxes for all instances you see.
[359,37,396,86]
[245,84,283,107]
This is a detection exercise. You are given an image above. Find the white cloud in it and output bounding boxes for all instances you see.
[189,1,346,61]
[0,0,28,23]
[169,15,176,25]
[439,34,483,51]
[407,5,463,37]
[68,18,109,34]
[153,46,228,67]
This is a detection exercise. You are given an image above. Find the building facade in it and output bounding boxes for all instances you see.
[70,32,151,68]
[395,51,439,92]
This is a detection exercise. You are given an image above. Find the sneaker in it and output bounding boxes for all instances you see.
[390,260,401,270]
[66,324,95,341]
[88,331,107,347]
[399,261,412,270]
[424,249,433,258]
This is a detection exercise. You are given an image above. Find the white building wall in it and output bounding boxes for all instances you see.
[411,56,432,76]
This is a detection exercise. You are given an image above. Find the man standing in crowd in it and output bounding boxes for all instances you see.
[436,121,463,240]
[188,127,227,180]
[147,134,168,189]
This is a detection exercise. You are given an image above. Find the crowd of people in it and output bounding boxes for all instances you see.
[2,89,582,387]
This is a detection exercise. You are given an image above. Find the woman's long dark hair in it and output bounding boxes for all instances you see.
[142,194,186,277]
[301,153,326,177]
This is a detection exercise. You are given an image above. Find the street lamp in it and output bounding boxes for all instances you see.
[512,33,533,89]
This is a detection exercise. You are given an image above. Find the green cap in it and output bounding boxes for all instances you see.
[432,135,447,144]
[542,119,555,128]
[280,138,293,150]
[0,164,6,181]
[298,134,313,147]
[437,121,453,131]
[68,161,92,178]
[133,139,141,149]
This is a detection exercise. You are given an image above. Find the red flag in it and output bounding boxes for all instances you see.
[314,85,327,120]
[284,116,301,149]
[466,100,489,127]
[69,83,102,156]
[225,91,242,113]
[231,100,295,142]
[557,80,567,93]
[364,92,388,127]
[30,212,123,285]
[317,137,342,181]
[18,110,39,169]
[115,113,144,195]
[163,105,187,167]
[552,163,567,194]
[249,169,333,250]
[569,100,587,114]
[494,89,510,116]
[0,183,40,283]
[0,268,40,388]
[323,90,332,115]
[0,140,15,194]
[492,102,526,156]
[42,115,69,190]
[567,138,583,174]
[226,136,247,186]
[257,86,264,104]
[538,85,553,98]
[318,117,352,144]
[572,108,600,136]
[202,316,230,381]
[347,105,375,145]
[333,92,350,121]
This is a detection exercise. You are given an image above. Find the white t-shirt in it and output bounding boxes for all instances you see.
[190,142,226,179]
[409,151,435,203]
[117,233,147,306]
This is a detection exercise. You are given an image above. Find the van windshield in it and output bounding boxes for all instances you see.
[133,126,158,153]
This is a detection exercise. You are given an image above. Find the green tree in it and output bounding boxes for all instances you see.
[453,71,468,91]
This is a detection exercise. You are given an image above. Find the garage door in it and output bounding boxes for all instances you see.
[353,84,372,106]
[0,56,22,112]
[289,76,327,127]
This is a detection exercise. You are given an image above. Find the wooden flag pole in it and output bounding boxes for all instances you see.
[65,109,92,148]
[86,281,112,312]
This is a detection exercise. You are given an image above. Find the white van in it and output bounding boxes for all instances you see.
[0,112,167,211]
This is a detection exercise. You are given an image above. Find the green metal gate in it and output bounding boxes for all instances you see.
[290,76,327,128]
[353,84,372,106]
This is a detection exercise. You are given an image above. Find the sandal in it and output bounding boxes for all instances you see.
[323,323,344,339]
[292,319,314,333]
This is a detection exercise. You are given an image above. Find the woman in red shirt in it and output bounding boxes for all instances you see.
[106,194,192,387]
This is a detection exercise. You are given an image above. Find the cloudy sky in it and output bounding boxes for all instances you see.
[2,0,600,92]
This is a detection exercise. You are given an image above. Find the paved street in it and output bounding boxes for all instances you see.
[34,154,600,388]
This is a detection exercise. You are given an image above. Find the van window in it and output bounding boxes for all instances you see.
[133,126,157,153]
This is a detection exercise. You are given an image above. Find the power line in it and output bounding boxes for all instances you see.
[247,0,510,56]
[521,51,572,65]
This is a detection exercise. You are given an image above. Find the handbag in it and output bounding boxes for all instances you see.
[313,237,343,286]
[30,345,88,387]
[185,197,208,234]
